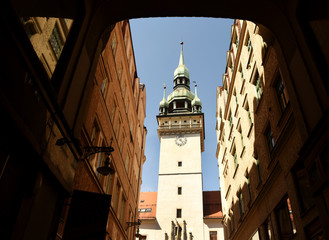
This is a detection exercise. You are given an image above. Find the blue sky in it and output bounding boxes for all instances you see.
[130,17,234,192]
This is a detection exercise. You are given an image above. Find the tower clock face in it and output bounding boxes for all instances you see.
[175,134,187,146]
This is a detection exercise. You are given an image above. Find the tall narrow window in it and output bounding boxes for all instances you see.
[228,111,233,128]
[96,141,106,178]
[90,121,100,146]
[176,209,182,218]
[178,161,182,167]
[232,145,237,168]
[118,63,123,81]
[252,70,263,101]
[112,182,121,212]
[246,172,252,202]
[125,152,130,171]
[111,33,117,56]
[105,174,113,195]
[110,100,117,122]
[238,125,244,149]
[245,102,252,127]
[263,217,273,240]
[238,191,245,217]
[275,74,289,112]
[101,77,108,97]
[275,197,297,239]
[119,196,126,223]
[178,187,182,195]
[209,231,217,240]
[116,115,122,137]
[265,125,275,153]
[49,24,63,59]
[245,33,252,52]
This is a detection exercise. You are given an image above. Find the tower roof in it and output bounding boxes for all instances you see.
[192,84,202,107]
[174,42,190,80]
[159,86,169,108]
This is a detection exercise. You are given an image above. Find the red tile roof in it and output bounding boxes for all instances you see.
[138,192,157,219]
[203,191,223,219]
[138,191,223,220]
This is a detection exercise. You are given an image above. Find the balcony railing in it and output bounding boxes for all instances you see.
[159,123,202,130]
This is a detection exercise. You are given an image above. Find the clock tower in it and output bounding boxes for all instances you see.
[156,42,205,239]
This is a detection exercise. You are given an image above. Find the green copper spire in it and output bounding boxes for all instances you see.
[192,83,202,113]
[174,42,190,80]
[159,86,169,109]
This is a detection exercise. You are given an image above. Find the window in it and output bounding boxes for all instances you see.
[238,64,243,79]
[238,124,244,149]
[245,101,252,127]
[118,63,123,81]
[275,197,296,239]
[178,161,182,167]
[263,217,273,240]
[176,209,182,218]
[232,145,237,168]
[90,121,100,146]
[228,111,233,128]
[96,141,106,178]
[245,33,252,52]
[210,231,217,240]
[125,152,130,171]
[265,125,275,153]
[116,115,122,137]
[252,70,263,101]
[119,196,126,223]
[238,191,245,217]
[245,172,252,202]
[178,187,182,195]
[111,33,117,56]
[112,182,121,212]
[110,99,117,122]
[275,74,289,112]
[49,24,63,59]
[101,77,108,97]
[105,173,113,195]
[294,167,313,211]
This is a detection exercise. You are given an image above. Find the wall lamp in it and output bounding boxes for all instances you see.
[84,140,115,176]
[126,219,141,230]
[126,219,145,238]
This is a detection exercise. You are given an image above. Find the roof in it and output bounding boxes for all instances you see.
[138,191,222,220]
[138,192,157,220]
[203,191,223,219]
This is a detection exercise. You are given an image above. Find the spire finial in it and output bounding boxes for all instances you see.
[179,42,184,66]
[193,81,198,96]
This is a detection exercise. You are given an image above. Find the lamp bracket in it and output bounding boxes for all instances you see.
[84,146,114,158]
[126,219,141,229]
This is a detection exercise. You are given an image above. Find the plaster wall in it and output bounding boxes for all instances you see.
[159,133,202,174]
[203,219,225,240]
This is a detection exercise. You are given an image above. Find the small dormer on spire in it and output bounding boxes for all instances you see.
[159,85,169,115]
[192,83,202,113]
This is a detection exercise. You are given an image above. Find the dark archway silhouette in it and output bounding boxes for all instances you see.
[1,0,329,239]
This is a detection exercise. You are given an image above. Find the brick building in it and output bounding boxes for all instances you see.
[64,20,147,239]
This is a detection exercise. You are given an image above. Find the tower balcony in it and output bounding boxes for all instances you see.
[156,113,205,151]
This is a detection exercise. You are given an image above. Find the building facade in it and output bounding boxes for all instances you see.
[62,20,147,240]
[216,19,323,240]
[139,44,224,240]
